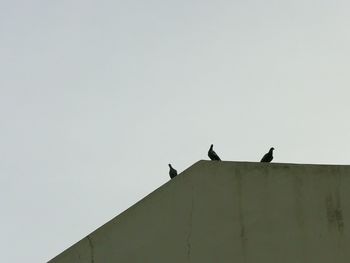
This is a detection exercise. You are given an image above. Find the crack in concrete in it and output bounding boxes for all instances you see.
[186,186,194,262]
[236,172,247,263]
[87,235,95,263]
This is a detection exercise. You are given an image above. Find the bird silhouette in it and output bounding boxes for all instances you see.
[208,144,221,161]
[260,147,275,162]
[168,164,178,179]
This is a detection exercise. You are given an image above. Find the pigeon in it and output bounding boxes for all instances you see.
[208,144,221,161]
[168,164,178,179]
[260,147,275,162]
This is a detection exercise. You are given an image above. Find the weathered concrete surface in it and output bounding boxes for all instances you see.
[48,161,350,263]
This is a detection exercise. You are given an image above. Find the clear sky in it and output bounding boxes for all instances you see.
[1,0,350,262]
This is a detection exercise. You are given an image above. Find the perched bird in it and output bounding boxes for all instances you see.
[208,144,221,161]
[168,164,178,179]
[260,147,275,162]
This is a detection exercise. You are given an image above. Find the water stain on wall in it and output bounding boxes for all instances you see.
[325,194,344,233]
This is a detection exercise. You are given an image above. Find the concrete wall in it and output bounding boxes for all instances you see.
[48,161,350,263]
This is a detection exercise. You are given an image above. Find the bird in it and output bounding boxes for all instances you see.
[260,147,275,162]
[168,164,178,179]
[208,144,221,161]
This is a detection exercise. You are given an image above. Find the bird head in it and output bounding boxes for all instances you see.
[270,147,275,151]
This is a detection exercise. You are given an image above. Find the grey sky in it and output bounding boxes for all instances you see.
[1,0,350,262]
